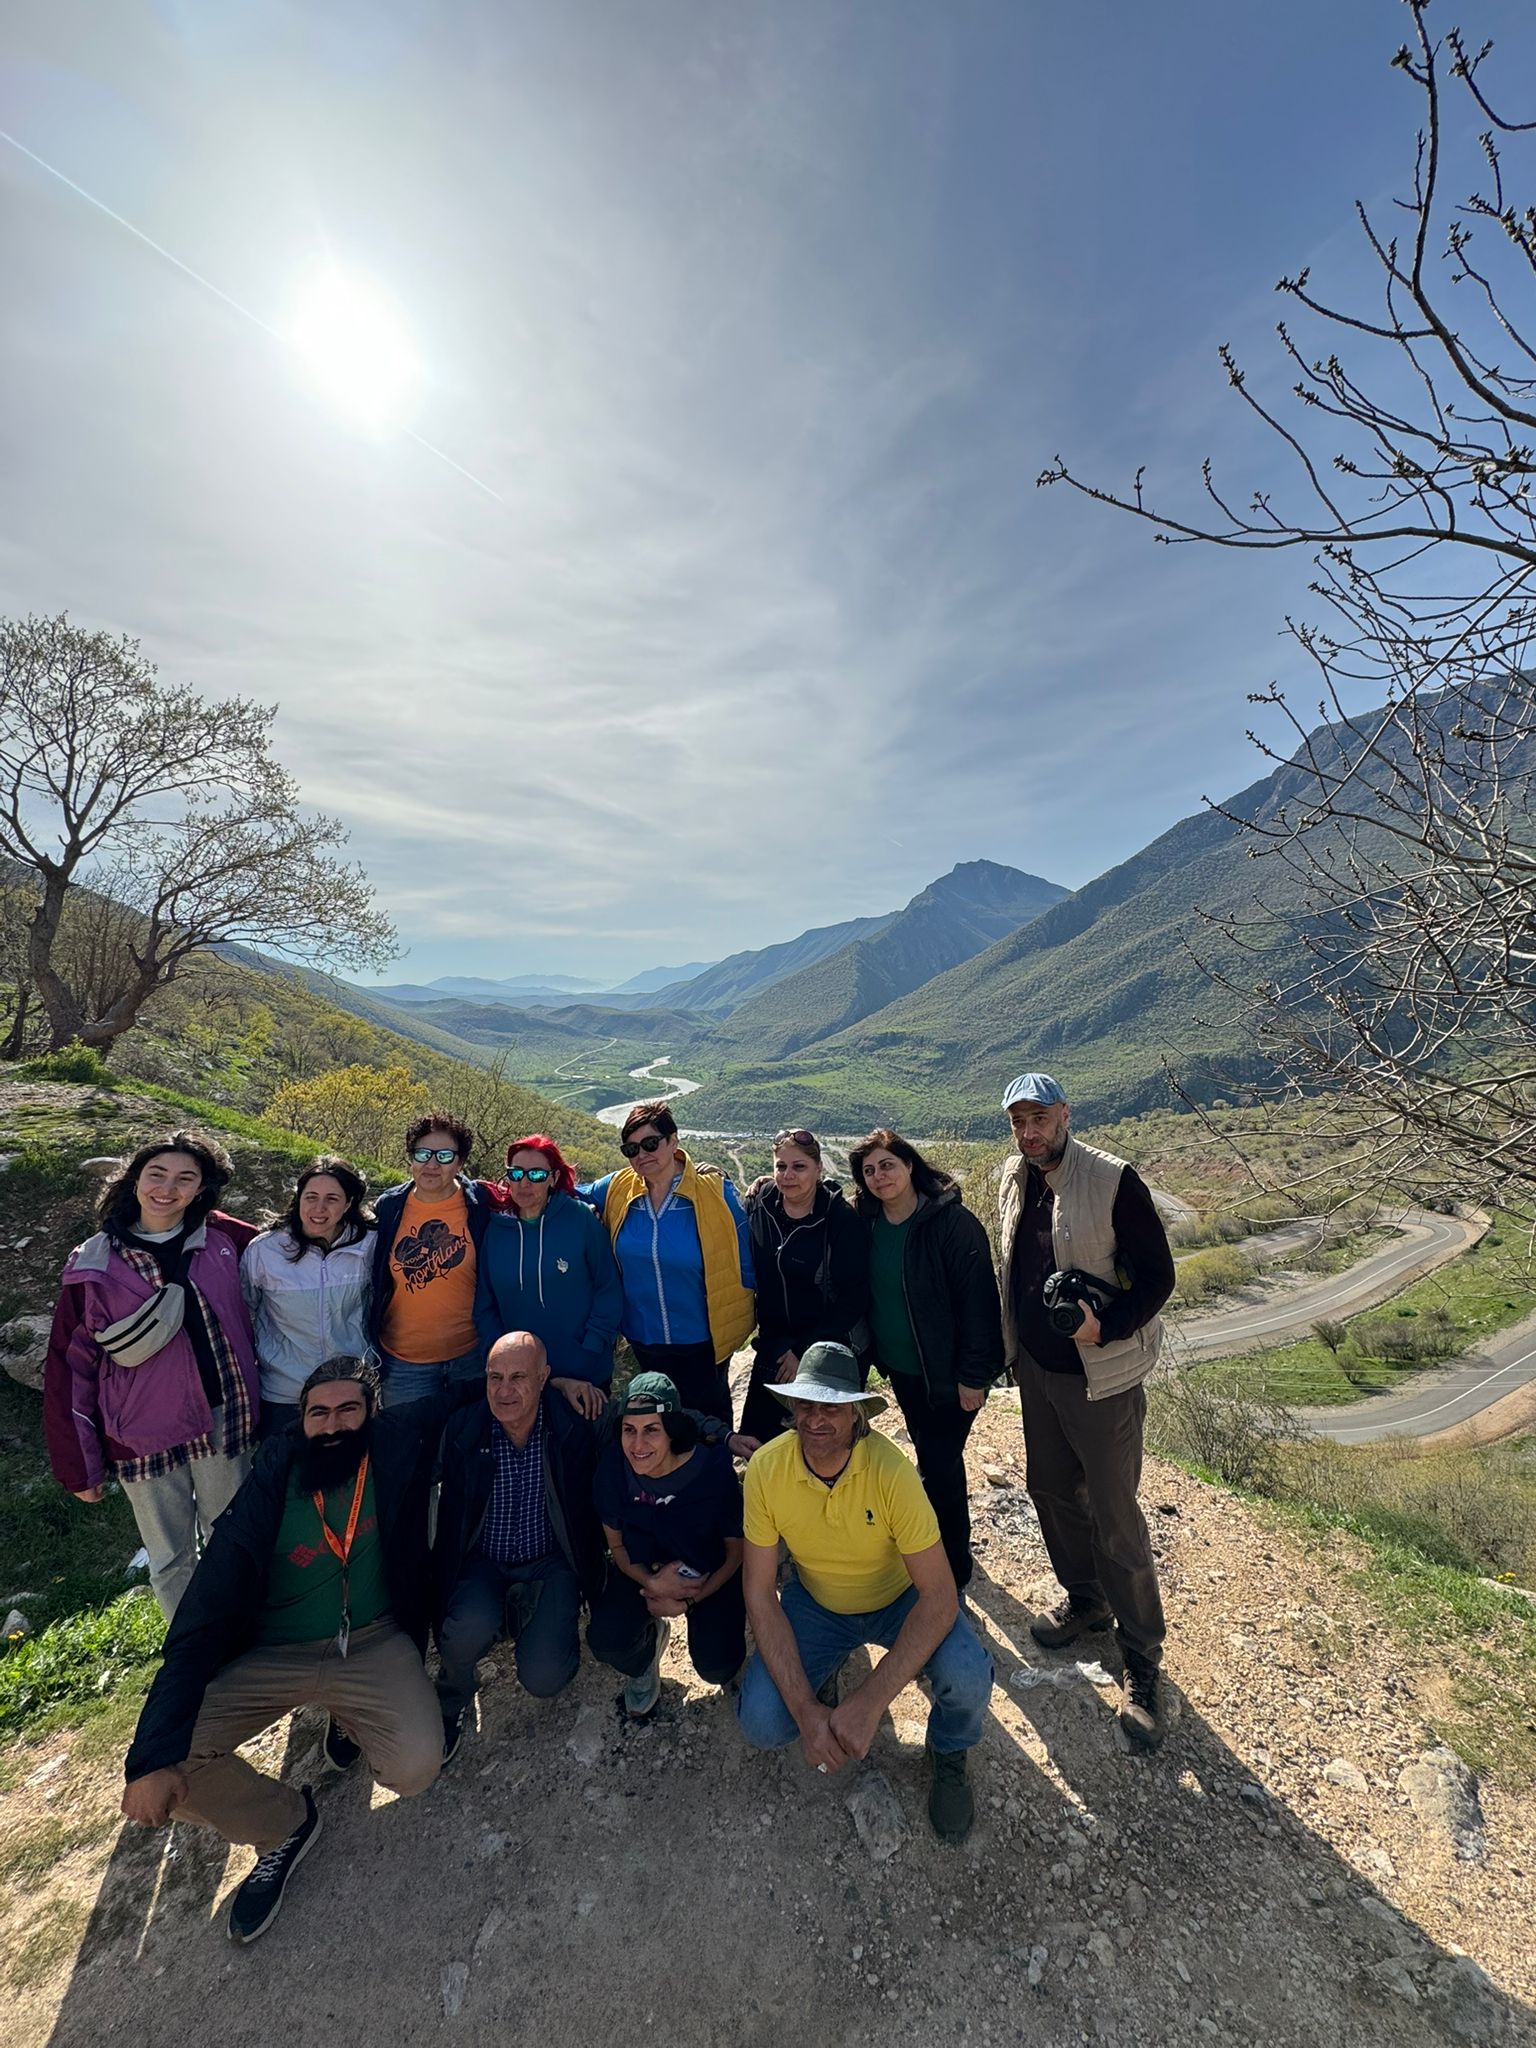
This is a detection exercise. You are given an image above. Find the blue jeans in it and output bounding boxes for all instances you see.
[435,1553,582,1714]
[379,1345,483,1434]
[736,1577,993,1755]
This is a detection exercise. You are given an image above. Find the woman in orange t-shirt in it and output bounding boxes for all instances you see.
[368,1110,493,1427]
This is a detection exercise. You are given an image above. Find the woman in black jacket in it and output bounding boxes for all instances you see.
[741,1129,870,1444]
[850,1127,1002,1589]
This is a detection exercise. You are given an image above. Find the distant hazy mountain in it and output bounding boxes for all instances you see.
[714,861,1067,1060]
[610,961,717,995]
[371,972,599,1007]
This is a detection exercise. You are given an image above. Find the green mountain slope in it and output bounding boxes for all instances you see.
[682,756,1344,1136]
[714,860,1066,1060]
[112,952,616,1175]
[648,910,900,1014]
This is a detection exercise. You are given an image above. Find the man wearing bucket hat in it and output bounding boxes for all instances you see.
[997,1072,1176,1749]
[735,1342,993,1842]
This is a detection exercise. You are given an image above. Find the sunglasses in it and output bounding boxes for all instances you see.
[505,1166,550,1183]
[411,1147,459,1165]
[620,1133,668,1159]
[774,1129,818,1151]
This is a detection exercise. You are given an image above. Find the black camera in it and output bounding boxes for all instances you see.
[1041,1267,1119,1336]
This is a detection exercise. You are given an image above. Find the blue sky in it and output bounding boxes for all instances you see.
[3,1,1532,984]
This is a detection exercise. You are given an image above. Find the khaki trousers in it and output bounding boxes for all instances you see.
[175,1619,441,1851]
[1018,1359,1166,1662]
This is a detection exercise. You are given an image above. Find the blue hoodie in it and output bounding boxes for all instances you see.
[472,1190,624,1387]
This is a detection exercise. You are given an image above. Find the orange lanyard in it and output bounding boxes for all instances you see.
[313,1456,369,1573]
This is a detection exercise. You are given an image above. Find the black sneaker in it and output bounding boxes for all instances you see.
[926,1748,974,1843]
[322,1717,361,1772]
[1029,1597,1113,1649]
[442,1710,467,1765]
[227,1787,321,1945]
[1119,1656,1166,1750]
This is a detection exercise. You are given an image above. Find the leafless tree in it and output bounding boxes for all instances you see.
[0,614,396,1054]
[1040,1,1536,1210]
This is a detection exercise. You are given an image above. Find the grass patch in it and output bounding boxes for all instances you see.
[1263,1493,1536,1786]
[8,1896,91,1989]
[0,1592,164,1739]
[0,1811,118,1887]
[124,1082,350,1172]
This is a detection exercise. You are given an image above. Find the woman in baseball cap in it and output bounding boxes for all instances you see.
[586,1373,747,1721]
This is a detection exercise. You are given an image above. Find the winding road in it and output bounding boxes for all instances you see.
[1171,1208,1481,1363]
[1304,1311,1536,1443]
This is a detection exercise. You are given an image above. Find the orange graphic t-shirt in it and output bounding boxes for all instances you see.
[381,1187,478,1363]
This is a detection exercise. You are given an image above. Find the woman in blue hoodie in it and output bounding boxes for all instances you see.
[473,1135,623,1418]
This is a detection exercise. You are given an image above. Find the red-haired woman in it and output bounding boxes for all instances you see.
[473,1135,623,1418]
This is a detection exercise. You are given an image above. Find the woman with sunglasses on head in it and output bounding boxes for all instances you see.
[740,1128,870,1445]
[578,1100,755,1426]
[473,1135,622,1420]
[849,1127,1003,1591]
[369,1111,494,1429]
[242,1156,377,1438]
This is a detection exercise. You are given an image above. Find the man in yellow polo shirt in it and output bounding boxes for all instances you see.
[736,1343,993,1842]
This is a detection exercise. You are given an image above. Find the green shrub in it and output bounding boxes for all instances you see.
[1173,1244,1254,1305]
[1146,1363,1299,1491]
[16,1043,113,1086]
[0,1592,165,1735]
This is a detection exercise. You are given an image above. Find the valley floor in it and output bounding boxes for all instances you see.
[3,1401,1532,2048]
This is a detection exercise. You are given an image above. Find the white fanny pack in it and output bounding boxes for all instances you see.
[97,1283,187,1369]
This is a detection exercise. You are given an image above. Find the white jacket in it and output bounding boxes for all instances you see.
[240,1228,376,1405]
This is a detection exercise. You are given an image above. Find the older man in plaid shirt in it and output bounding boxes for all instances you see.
[430,1332,605,1761]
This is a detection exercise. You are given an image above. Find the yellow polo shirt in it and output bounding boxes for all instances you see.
[743,1428,940,1615]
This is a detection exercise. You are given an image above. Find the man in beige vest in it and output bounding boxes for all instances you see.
[997,1072,1176,1747]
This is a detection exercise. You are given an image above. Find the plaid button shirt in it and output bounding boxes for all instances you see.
[480,1411,553,1566]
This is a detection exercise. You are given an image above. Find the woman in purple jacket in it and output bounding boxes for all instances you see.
[43,1130,260,1619]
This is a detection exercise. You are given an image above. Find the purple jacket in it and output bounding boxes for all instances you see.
[43,1212,259,1493]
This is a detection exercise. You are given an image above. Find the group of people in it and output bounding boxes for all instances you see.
[42,1070,1176,1946]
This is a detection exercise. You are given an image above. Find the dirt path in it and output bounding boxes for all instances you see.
[5,1403,1532,2047]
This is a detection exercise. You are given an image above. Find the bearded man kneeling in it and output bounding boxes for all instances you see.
[119,1357,441,1944]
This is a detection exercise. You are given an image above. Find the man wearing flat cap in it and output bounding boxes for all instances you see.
[998,1073,1176,1748]
[735,1342,993,1841]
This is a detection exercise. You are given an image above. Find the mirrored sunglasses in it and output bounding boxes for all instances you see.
[620,1133,667,1159]
[411,1147,459,1164]
[506,1166,551,1183]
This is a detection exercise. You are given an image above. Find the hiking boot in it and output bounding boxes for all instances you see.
[227,1787,321,1945]
[322,1716,361,1773]
[926,1748,974,1843]
[441,1709,467,1765]
[1029,1597,1113,1649]
[621,1618,671,1722]
[1119,1656,1166,1751]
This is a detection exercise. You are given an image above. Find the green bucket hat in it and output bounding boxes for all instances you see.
[768,1341,886,1417]
[623,1371,681,1414]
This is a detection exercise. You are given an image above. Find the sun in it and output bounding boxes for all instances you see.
[284,265,423,435]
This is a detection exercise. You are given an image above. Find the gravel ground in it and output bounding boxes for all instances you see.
[5,1401,1533,2047]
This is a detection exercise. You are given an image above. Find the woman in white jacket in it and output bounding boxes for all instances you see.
[243,1157,377,1435]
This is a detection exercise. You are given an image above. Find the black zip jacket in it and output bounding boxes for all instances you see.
[883,1185,1003,1401]
[124,1414,433,1782]
[430,1390,604,1627]
[747,1179,870,1363]
[368,1175,495,1349]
